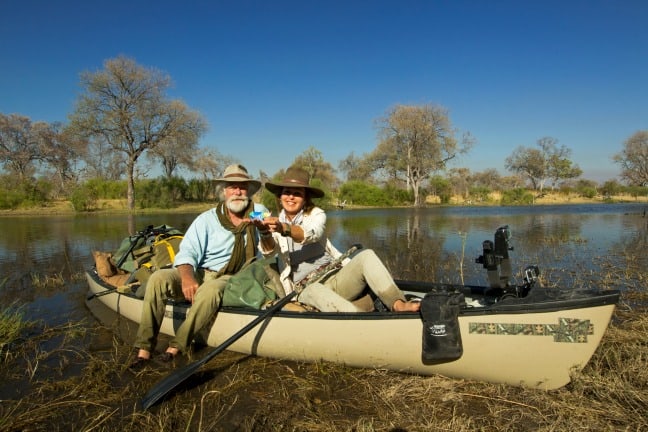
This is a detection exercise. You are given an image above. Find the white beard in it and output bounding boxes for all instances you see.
[227,196,249,214]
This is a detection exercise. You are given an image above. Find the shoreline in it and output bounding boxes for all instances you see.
[1,193,647,216]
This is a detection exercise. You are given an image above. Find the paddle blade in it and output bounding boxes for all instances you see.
[140,291,299,410]
[138,245,359,410]
[140,360,203,410]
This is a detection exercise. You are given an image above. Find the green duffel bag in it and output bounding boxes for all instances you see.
[222,256,286,309]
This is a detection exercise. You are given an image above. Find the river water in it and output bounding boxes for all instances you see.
[1,203,646,328]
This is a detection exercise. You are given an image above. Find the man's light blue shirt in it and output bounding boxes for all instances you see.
[173,203,269,272]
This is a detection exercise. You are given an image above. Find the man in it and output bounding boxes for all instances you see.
[130,164,274,368]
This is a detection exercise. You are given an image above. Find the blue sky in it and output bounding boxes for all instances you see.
[1,0,646,183]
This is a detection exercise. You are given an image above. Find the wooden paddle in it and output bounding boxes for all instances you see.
[140,244,360,410]
[139,290,298,410]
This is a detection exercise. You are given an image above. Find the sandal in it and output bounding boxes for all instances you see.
[128,356,150,370]
[157,351,177,363]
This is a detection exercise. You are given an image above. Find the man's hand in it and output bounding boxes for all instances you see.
[177,264,199,303]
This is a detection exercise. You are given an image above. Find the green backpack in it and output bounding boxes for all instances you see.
[130,233,184,295]
[132,234,184,272]
[111,225,184,297]
[112,225,184,273]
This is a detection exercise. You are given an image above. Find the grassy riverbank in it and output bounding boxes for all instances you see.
[1,192,647,217]
[1,286,646,431]
[1,196,647,430]
[0,199,213,216]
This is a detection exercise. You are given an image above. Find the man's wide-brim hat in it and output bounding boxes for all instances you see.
[214,164,261,195]
[265,167,325,198]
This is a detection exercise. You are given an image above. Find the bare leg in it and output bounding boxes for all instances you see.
[136,349,151,359]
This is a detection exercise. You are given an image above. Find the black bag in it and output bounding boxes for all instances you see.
[222,256,285,309]
[420,291,464,364]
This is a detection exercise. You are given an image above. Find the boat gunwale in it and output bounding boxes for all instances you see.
[86,269,621,321]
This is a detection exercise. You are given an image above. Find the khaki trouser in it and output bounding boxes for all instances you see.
[298,249,405,312]
[134,268,231,353]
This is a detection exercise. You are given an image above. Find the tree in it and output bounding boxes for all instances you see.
[472,168,502,191]
[147,129,200,178]
[447,167,471,198]
[571,178,598,198]
[613,130,648,186]
[0,113,45,181]
[504,146,545,191]
[545,141,582,189]
[338,151,373,182]
[291,146,338,191]
[505,137,581,192]
[428,175,452,204]
[39,122,85,195]
[499,174,526,190]
[371,104,473,206]
[81,135,127,181]
[68,56,208,210]
[191,148,237,199]
[600,179,622,196]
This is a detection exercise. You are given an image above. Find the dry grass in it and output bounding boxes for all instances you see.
[0,199,211,216]
[30,272,66,289]
[2,230,648,431]
[1,193,647,217]
[1,290,647,432]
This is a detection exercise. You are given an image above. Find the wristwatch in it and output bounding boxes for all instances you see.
[282,223,292,237]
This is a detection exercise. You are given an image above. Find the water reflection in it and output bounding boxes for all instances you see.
[0,213,197,323]
[327,204,648,287]
[0,203,646,325]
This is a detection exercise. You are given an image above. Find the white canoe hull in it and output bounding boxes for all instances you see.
[86,271,618,390]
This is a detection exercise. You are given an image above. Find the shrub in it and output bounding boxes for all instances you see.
[383,184,413,205]
[84,178,127,199]
[136,177,188,209]
[429,176,452,204]
[579,187,597,199]
[469,186,491,203]
[599,180,622,197]
[0,187,23,209]
[0,177,51,208]
[627,185,648,200]
[69,185,98,212]
[500,188,534,205]
[339,181,392,206]
[186,178,213,202]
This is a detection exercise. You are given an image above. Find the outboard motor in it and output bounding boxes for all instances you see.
[420,290,464,364]
[494,225,512,286]
[479,239,500,288]
[476,225,539,299]
[476,225,513,289]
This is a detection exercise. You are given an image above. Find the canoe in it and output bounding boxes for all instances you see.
[85,238,619,390]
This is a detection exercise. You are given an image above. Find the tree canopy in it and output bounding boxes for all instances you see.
[0,113,47,180]
[369,104,473,206]
[614,130,648,187]
[2,55,646,210]
[68,56,208,210]
[505,137,581,192]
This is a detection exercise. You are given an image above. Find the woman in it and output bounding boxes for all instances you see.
[255,166,420,313]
